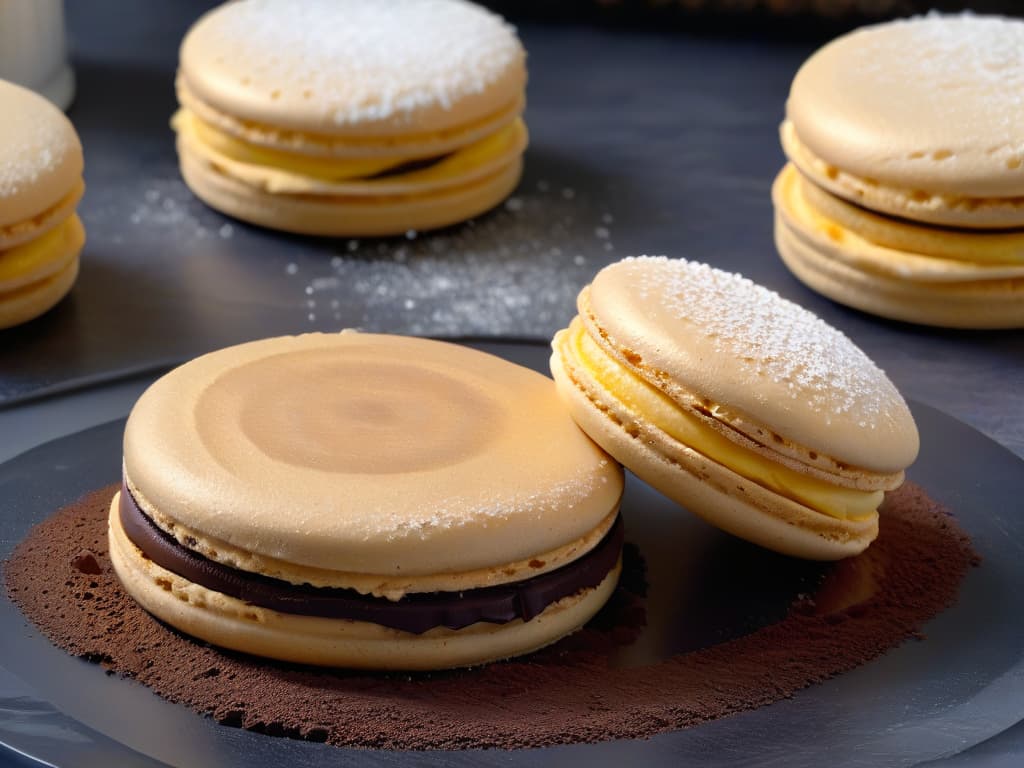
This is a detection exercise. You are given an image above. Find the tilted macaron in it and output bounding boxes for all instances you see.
[109,332,623,670]
[0,78,84,330]
[774,14,1024,328]
[173,0,527,236]
[550,256,919,560]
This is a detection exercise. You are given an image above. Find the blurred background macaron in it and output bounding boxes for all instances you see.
[551,256,919,560]
[773,14,1024,329]
[0,79,84,330]
[173,0,528,237]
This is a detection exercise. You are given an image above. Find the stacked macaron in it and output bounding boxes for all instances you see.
[0,79,84,330]
[173,0,527,236]
[551,256,919,560]
[773,14,1024,328]
[110,332,623,670]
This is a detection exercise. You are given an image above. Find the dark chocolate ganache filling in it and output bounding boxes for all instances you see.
[119,483,623,635]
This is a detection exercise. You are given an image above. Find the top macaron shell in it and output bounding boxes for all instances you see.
[178,0,526,136]
[0,79,83,229]
[123,333,621,578]
[787,15,1024,198]
[584,257,918,475]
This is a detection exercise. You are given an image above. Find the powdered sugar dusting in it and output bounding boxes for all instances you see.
[297,180,614,336]
[185,0,523,127]
[855,14,1024,134]
[128,180,212,239]
[382,462,612,539]
[0,81,79,203]
[792,14,1024,193]
[611,256,909,428]
[899,13,1024,88]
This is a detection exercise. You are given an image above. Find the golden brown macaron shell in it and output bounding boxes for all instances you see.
[113,333,624,668]
[177,0,526,139]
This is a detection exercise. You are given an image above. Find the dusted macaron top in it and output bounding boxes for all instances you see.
[123,333,621,577]
[0,79,83,229]
[583,257,919,473]
[179,0,526,136]
[787,14,1024,198]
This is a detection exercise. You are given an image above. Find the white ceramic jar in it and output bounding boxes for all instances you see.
[0,0,73,109]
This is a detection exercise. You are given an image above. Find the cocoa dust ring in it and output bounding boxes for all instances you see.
[3,482,976,751]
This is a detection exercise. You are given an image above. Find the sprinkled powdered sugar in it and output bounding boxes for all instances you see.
[117,181,234,242]
[91,171,614,336]
[789,13,1024,191]
[294,181,613,336]
[0,82,78,204]
[882,13,1024,91]
[610,256,906,425]
[382,460,615,539]
[184,0,523,127]
[851,14,1024,146]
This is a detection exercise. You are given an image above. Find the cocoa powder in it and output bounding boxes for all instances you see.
[3,482,977,750]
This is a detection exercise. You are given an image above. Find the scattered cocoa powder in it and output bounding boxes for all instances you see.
[3,482,977,751]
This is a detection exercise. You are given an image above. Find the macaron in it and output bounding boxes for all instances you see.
[773,14,1024,328]
[0,78,84,330]
[172,0,527,236]
[550,256,919,560]
[109,332,623,670]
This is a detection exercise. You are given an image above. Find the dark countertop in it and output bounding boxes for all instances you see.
[0,3,1021,765]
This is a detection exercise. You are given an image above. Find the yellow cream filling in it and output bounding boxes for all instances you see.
[570,320,881,520]
[789,168,1024,266]
[0,214,84,286]
[374,119,525,186]
[174,109,525,185]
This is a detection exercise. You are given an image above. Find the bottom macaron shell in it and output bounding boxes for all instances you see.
[108,495,621,670]
[178,141,523,237]
[550,351,878,560]
[0,255,78,330]
[775,214,1024,329]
